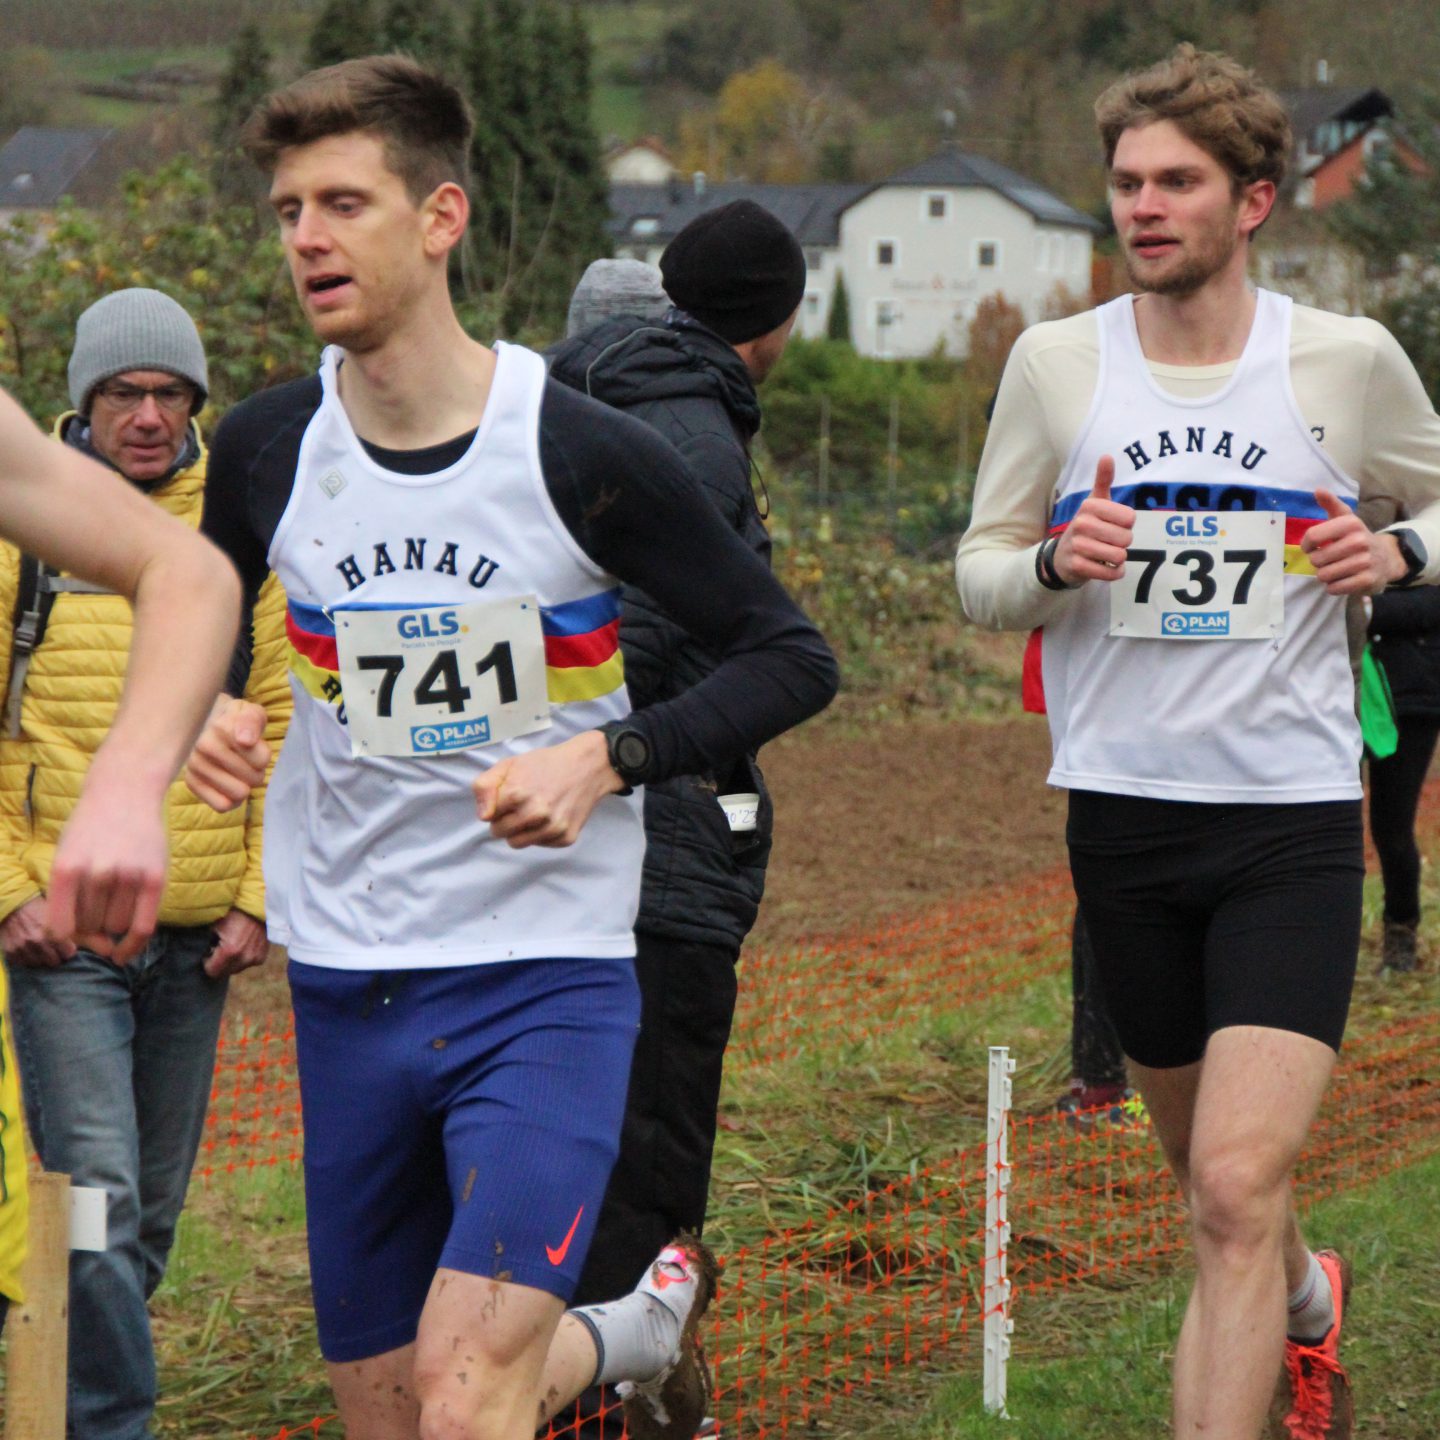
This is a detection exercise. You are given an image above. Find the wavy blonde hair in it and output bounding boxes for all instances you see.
[1095,44,1291,192]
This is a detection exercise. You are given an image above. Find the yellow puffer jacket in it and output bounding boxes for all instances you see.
[0,417,292,929]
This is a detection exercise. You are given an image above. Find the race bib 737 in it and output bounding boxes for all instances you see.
[1108,511,1285,641]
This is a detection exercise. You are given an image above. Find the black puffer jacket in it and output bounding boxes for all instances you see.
[1370,585,1440,720]
[548,314,773,949]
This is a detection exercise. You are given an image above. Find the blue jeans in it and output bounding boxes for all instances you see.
[8,926,228,1440]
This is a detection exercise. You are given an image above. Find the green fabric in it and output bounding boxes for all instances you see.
[1361,645,1399,761]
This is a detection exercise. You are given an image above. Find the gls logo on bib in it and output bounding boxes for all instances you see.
[397,610,461,641]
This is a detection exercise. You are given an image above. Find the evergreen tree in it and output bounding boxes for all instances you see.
[212,22,273,201]
[464,0,509,267]
[827,270,852,344]
[379,0,458,67]
[461,0,610,332]
[307,0,378,70]
[486,0,544,322]
[518,1,611,323]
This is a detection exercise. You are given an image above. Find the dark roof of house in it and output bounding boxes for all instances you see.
[608,147,1102,246]
[609,181,868,248]
[1281,87,1393,149]
[867,148,1104,232]
[0,126,112,208]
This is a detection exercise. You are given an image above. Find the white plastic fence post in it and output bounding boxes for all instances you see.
[983,1045,1016,1417]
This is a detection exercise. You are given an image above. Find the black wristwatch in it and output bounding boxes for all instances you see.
[1035,533,1076,592]
[599,720,651,793]
[1389,527,1428,589]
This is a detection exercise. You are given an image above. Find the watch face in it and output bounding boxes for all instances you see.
[615,730,649,773]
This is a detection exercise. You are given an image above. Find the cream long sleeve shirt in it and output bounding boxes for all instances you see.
[956,303,1440,633]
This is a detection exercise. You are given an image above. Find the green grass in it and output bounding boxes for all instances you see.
[34,5,675,145]
[881,1151,1440,1440]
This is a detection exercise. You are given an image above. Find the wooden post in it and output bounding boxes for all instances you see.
[818,393,831,506]
[4,1171,70,1440]
[887,395,900,535]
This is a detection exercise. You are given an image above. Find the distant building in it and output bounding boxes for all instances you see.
[0,126,115,226]
[1254,83,1427,313]
[1281,85,1395,210]
[609,146,1103,359]
[604,138,679,186]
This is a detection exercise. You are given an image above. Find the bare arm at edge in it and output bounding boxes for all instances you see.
[0,388,240,961]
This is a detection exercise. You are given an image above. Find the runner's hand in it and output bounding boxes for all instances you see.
[1052,456,1134,585]
[0,895,76,968]
[47,769,167,964]
[473,731,627,848]
[1303,490,1407,595]
[185,696,270,812]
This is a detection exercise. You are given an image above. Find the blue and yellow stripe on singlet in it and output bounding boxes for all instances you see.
[1047,480,1358,578]
[283,591,626,708]
[541,589,625,703]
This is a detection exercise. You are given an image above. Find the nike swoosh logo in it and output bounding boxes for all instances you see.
[546,1205,585,1266]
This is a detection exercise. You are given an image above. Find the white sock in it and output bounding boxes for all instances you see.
[570,1250,696,1386]
[1286,1250,1336,1343]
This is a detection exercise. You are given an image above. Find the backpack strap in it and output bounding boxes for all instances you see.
[5,560,110,739]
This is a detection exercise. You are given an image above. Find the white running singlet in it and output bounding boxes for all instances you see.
[1041,289,1362,803]
[262,342,644,968]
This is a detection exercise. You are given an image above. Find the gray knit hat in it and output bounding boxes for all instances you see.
[565,259,671,339]
[68,288,209,412]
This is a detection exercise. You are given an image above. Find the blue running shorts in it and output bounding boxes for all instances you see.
[289,955,640,1363]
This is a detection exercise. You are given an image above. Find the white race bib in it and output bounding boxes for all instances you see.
[334,595,552,757]
[1108,511,1284,641]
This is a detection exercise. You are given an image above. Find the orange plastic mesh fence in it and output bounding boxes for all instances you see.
[244,1012,1440,1440]
[227,786,1440,1440]
[201,870,1076,1179]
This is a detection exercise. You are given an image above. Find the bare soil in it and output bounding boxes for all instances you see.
[750,711,1067,950]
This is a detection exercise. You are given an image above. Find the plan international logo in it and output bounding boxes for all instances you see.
[412,718,492,751]
[1162,612,1230,637]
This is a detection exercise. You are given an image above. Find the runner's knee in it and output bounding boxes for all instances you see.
[1188,1148,1289,1251]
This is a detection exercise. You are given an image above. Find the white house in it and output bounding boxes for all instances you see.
[608,147,1102,359]
[604,138,679,186]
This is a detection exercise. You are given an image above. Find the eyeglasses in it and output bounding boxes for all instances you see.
[92,381,197,413]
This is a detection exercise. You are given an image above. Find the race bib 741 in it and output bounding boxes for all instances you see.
[333,595,551,757]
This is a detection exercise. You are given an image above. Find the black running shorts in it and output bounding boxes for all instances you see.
[1067,791,1363,1069]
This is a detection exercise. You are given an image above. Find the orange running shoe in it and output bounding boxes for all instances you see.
[1267,1250,1354,1440]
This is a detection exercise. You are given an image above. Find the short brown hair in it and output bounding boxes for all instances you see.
[1094,44,1291,191]
[241,54,474,204]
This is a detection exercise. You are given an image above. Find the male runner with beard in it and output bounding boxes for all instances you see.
[956,44,1440,1440]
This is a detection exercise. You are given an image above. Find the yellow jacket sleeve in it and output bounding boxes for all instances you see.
[235,572,293,921]
[0,545,41,923]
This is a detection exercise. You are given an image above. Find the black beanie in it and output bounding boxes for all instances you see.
[660,200,806,344]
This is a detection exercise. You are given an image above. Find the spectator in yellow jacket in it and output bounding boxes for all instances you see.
[0,289,290,1440]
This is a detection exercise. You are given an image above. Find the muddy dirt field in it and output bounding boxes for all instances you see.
[750,711,1067,949]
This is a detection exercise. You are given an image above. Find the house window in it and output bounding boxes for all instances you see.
[805,294,820,314]
[976,240,999,269]
[926,193,947,220]
[876,240,897,267]
[805,247,824,270]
